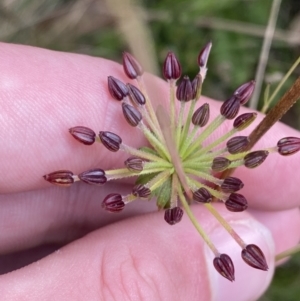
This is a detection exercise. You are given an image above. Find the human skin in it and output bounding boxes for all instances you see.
[0,43,299,301]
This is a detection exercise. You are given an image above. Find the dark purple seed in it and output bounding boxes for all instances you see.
[225,193,248,212]
[122,103,142,127]
[241,244,268,271]
[220,96,240,120]
[43,170,74,187]
[277,137,300,156]
[102,193,125,213]
[244,150,269,168]
[211,157,231,171]
[164,207,184,225]
[221,177,244,193]
[127,83,146,105]
[193,187,212,203]
[107,76,128,101]
[69,126,96,145]
[213,253,235,282]
[192,103,210,127]
[163,51,182,80]
[233,112,257,131]
[191,73,202,99]
[176,75,193,102]
[78,168,107,185]
[124,156,144,172]
[197,41,212,68]
[99,131,122,152]
[234,80,255,105]
[132,184,151,198]
[227,136,249,154]
[122,52,143,79]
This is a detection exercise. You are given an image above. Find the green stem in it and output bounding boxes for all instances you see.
[180,99,197,149]
[185,168,222,186]
[176,101,185,148]
[177,177,219,256]
[183,115,225,159]
[137,77,162,136]
[140,123,171,161]
[147,169,173,191]
[170,80,176,130]
[140,106,163,141]
[204,203,247,249]
[121,144,166,162]
[196,128,237,157]
[180,125,199,156]
[275,244,300,261]
[186,176,224,200]
[261,56,300,113]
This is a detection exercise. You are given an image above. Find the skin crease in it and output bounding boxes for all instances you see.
[0,42,300,300]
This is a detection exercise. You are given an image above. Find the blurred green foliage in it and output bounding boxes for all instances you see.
[1,0,300,299]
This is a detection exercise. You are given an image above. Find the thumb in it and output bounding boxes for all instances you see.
[0,205,278,301]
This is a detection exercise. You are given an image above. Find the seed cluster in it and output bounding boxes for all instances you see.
[44,42,300,282]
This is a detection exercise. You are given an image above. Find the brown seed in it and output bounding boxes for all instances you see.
[69,126,96,145]
[122,103,142,127]
[234,80,255,105]
[124,156,144,172]
[192,103,210,127]
[213,253,235,282]
[164,207,184,225]
[225,193,248,212]
[244,150,269,168]
[163,51,182,80]
[197,41,212,68]
[43,170,74,187]
[176,76,193,102]
[221,177,244,193]
[211,157,231,171]
[233,112,257,131]
[102,193,125,213]
[193,187,212,203]
[132,184,151,198]
[99,131,122,152]
[127,83,146,105]
[191,74,202,99]
[277,137,300,156]
[107,76,128,101]
[220,96,240,120]
[78,168,107,185]
[122,52,143,79]
[227,136,249,154]
[241,244,268,271]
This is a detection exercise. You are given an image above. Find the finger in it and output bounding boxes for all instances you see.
[247,207,300,259]
[0,182,157,255]
[0,204,286,301]
[0,42,164,193]
[0,204,273,301]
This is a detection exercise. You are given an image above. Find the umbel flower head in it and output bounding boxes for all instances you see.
[44,43,300,282]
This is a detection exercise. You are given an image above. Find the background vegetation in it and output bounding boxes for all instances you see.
[0,0,299,299]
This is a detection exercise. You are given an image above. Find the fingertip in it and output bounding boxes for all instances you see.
[205,215,275,301]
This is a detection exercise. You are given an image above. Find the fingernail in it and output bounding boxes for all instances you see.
[204,218,275,301]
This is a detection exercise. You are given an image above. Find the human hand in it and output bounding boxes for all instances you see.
[0,43,299,301]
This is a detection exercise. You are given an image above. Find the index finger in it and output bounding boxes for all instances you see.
[0,43,163,193]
